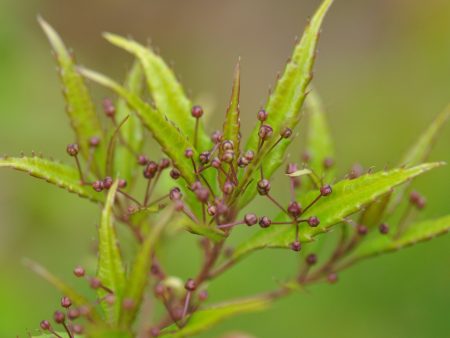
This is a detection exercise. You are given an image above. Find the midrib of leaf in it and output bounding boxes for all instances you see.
[230,162,444,262]
[232,0,334,209]
[38,17,106,169]
[0,156,103,202]
[96,181,126,324]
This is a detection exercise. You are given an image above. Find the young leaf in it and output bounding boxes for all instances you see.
[386,105,450,214]
[159,297,271,338]
[38,18,105,166]
[0,156,103,203]
[96,181,126,324]
[358,192,391,228]
[342,214,450,265]
[232,0,334,208]
[119,207,172,326]
[222,61,241,155]
[113,61,145,185]
[305,89,335,185]
[184,218,227,242]
[230,162,444,263]
[78,67,197,185]
[103,33,211,151]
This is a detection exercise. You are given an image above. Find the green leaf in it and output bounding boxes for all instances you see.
[343,214,450,265]
[184,217,227,242]
[160,297,271,338]
[119,207,172,326]
[387,105,449,214]
[113,61,145,185]
[305,89,335,185]
[97,181,126,324]
[23,259,99,321]
[38,18,105,167]
[222,61,241,155]
[79,67,197,186]
[358,192,391,228]
[230,162,444,263]
[232,0,333,208]
[103,33,210,151]
[0,156,103,203]
[32,333,84,338]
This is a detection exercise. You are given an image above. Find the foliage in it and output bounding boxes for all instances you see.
[0,1,448,337]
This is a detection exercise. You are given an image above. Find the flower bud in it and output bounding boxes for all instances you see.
[244,213,258,226]
[170,168,181,179]
[280,127,293,139]
[257,109,268,122]
[259,216,272,228]
[103,98,116,117]
[320,184,332,196]
[185,278,197,291]
[307,216,320,227]
[258,125,273,140]
[257,179,271,195]
[291,240,301,252]
[287,201,302,217]
[66,143,79,156]
[191,105,204,118]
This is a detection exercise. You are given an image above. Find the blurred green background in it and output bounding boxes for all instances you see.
[0,0,449,337]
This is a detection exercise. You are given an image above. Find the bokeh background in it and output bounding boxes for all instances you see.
[0,0,449,337]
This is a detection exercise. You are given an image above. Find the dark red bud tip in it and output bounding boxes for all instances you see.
[92,180,104,192]
[221,140,234,151]
[199,151,210,164]
[306,253,317,266]
[280,127,293,139]
[327,272,338,284]
[72,324,84,335]
[257,179,271,195]
[379,223,389,234]
[286,163,298,174]
[61,296,72,308]
[169,187,182,201]
[53,310,65,324]
[191,181,202,191]
[409,191,421,204]
[323,157,334,169]
[244,150,255,161]
[211,130,223,144]
[73,266,85,277]
[198,290,209,301]
[302,151,311,163]
[185,148,194,158]
[103,176,113,189]
[149,327,161,337]
[137,155,149,165]
[40,320,51,330]
[357,224,368,236]
[191,105,204,118]
[349,163,363,179]
[211,157,221,168]
[89,136,101,148]
[221,150,234,163]
[257,109,268,122]
[237,156,249,168]
[258,125,273,140]
[159,158,170,170]
[122,298,135,310]
[154,283,165,297]
[207,205,217,216]
[195,187,210,203]
[287,201,302,217]
[144,161,158,179]
[66,143,79,156]
[291,240,301,252]
[259,216,272,228]
[89,277,102,289]
[320,184,332,196]
[307,216,320,227]
[185,278,197,291]
[103,98,116,117]
[170,168,181,179]
[118,179,127,189]
[244,213,258,226]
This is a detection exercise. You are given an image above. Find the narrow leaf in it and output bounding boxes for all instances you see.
[23,259,99,321]
[38,18,105,165]
[222,60,241,154]
[97,181,126,323]
[387,105,450,214]
[343,214,450,264]
[79,67,197,185]
[230,162,444,262]
[0,156,103,203]
[286,168,312,177]
[184,218,227,242]
[358,192,391,228]
[119,207,172,326]
[232,0,333,208]
[103,33,211,150]
[305,89,335,185]
[114,61,145,184]
[160,297,271,338]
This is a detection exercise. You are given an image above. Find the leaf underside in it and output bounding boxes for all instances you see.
[0,156,103,202]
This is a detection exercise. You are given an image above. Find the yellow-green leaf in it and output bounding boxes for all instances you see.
[0,156,103,203]
[38,18,105,167]
[97,181,126,324]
